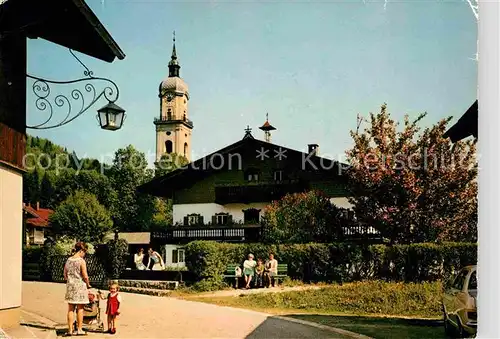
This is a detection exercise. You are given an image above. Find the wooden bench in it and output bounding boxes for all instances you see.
[223,264,241,288]
[223,263,288,288]
[274,264,288,283]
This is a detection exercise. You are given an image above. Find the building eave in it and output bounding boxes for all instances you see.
[0,0,125,63]
[443,100,478,143]
[138,137,350,197]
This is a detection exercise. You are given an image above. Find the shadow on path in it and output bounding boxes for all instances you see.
[286,314,444,339]
[245,316,354,339]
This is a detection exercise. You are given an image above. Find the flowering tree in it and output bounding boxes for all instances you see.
[261,190,349,244]
[346,104,477,244]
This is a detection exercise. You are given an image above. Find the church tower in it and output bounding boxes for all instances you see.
[155,32,193,163]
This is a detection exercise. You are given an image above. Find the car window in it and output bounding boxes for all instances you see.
[453,270,468,290]
[468,271,477,290]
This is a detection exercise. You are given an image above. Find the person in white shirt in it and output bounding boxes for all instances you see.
[243,253,257,289]
[134,248,146,270]
[265,253,278,287]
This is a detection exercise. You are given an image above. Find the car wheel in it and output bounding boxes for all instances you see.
[457,322,470,338]
[443,311,455,338]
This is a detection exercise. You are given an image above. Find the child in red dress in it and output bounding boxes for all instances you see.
[98,283,122,334]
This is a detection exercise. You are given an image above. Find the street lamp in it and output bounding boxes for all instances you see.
[97,101,126,131]
[26,49,127,131]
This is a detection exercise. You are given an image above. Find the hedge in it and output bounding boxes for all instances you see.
[185,241,477,285]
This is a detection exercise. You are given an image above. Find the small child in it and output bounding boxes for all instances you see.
[234,266,242,288]
[255,259,265,288]
[98,282,122,334]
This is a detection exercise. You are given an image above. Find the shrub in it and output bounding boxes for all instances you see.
[23,246,43,263]
[105,238,129,279]
[38,237,95,280]
[185,241,477,285]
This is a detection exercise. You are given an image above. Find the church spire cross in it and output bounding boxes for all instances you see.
[168,30,180,77]
[243,125,254,139]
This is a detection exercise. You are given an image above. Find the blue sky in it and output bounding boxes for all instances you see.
[27,0,477,166]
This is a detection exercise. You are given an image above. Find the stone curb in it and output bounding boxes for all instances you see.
[20,310,58,330]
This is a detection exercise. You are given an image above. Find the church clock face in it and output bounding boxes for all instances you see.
[166,92,174,102]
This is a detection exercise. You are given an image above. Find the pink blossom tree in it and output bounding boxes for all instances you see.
[346,104,477,244]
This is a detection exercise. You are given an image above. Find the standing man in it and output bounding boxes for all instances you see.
[265,253,278,287]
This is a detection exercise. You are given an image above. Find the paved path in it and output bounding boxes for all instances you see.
[22,282,357,339]
[189,285,323,298]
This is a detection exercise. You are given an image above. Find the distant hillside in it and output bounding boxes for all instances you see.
[26,135,102,172]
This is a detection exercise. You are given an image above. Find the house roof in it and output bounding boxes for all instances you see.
[443,100,478,143]
[138,133,349,197]
[0,0,125,62]
[23,205,53,228]
[102,232,151,244]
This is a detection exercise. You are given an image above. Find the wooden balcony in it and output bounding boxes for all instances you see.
[151,225,261,244]
[214,180,309,204]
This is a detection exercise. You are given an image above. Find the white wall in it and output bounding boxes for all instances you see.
[173,202,268,225]
[0,165,23,310]
[163,244,186,268]
[223,203,268,223]
[173,203,225,225]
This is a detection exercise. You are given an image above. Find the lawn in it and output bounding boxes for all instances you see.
[184,280,445,339]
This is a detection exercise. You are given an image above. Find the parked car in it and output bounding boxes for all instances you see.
[442,265,477,338]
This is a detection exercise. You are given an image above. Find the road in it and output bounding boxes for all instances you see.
[21,282,359,339]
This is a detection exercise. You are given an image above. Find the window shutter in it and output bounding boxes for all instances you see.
[172,249,178,264]
[227,215,233,225]
[183,216,188,226]
[199,216,204,225]
[212,215,217,225]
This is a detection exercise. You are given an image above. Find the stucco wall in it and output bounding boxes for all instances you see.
[0,165,23,312]
[173,202,268,225]
[163,244,186,268]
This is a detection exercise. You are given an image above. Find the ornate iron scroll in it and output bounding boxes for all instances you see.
[26,49,121,130]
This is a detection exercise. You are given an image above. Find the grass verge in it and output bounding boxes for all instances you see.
[183,280,445,339]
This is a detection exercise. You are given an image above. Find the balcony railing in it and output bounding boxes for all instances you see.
[151,225,261,244]
[214,180,309,204]
[154,116,194,128]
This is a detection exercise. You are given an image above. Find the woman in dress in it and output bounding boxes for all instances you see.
[63,242,91,336]
[134,248,146,270]
[147,248,165,270]
[243,253,257,289]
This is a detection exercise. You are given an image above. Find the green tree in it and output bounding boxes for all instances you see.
[155,153,189,178]
[52,169,117,210]
[261,190,348,244]
[345,104,477,244]
[23,167,42,204]
[151,152,189,229]
[108,145,155,232]
[40,171,57,208]
[50,190,113,243]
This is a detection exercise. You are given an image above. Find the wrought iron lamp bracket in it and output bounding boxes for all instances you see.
[26,49,123,130]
